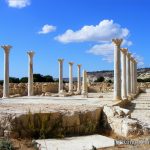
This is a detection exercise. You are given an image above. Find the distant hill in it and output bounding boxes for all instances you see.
[87,68,150,82]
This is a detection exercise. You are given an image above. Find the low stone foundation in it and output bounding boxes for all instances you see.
[0,108,102,139]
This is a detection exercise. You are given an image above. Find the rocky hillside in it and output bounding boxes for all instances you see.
[87,68,150,82]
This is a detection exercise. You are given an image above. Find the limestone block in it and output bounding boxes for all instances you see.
[45,92,51,96]
[122,119,138,137]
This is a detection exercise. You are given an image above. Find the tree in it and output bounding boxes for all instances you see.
[43,75,54,82]
[33,74,44,82]
[95,76,105,82]
[20,77,28,83]
[9,77,20,83]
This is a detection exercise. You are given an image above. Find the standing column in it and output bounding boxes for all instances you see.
[77,64,82,94]
[58,59,64,94]
[1,45,12,98]
[27,51,35,96]
[130,57,134,96]
[132,58,136,95]
[82,70,88,97]
[134,60,138,94]
[112,39,123,100]
[126,52,131,98]
[121,48,128,100]
[68,62,74,94]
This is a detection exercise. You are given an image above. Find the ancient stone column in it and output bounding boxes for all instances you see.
[82,70,88,97]
[132,58,136,95]
[121,48,128,100]
[112,39,123,100]
[68,62,74,94]
[130,57,134,95]
[134,60,138,93]
[126,52,131,97]
[77,64,82,94]
[1,45,12,98]
[27,51,35,96]
[58,59,64,93]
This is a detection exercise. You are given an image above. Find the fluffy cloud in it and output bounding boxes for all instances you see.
[88,43,114,62]
[6,0,31,8]
[55,20,129,43]
[38,24,56,34]
[87,39,133,62]
[56,19,144,65]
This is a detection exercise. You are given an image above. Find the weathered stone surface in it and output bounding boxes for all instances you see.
[102,106,141,137]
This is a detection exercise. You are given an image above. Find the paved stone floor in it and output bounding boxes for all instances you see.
[0,92,114,114]
[36,134,115,150]
[127,89,150,129]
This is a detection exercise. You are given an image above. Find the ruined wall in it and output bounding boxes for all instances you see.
[88,83,113,93]
[0,82,150,98]
[0,82,59,97]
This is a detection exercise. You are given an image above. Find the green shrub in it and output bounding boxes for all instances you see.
[0,138,14,150]
[11,112,64,139]
[94,77,105,82]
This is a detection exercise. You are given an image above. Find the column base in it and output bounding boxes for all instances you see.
[59,90,67,97]
[122,97,128,100]
[2,96,9,99]
[82,92,88,98]
[113,96,122,101]
[74,90,81,95]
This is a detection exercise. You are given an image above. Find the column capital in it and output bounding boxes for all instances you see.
[27,51,35,57]
[1,45,12,54]
[77,64,82,67]
[58,58,64,63]
[126,52,131,58]
[120,48,128,54]
[69,62,74,65]
[133,58,137,64]
[112,38,123,46]
[130,57,135,62]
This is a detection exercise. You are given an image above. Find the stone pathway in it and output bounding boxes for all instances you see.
[0,93,114,115]
[127,89,150,129]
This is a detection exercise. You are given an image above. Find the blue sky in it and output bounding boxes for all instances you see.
[0,0,150,79]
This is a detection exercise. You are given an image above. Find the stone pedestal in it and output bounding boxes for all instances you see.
[77,64,82,94]
[58,59,64,94]
[126,53,132,99]
[27,51,34,96]
[68,62,74,94]
[112,39,123,101]
[82,70,88,97]
[121,48,128,100]
[1,45,12,98]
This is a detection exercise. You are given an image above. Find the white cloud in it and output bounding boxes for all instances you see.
[87,40,133,63]
[132,53,144,68]
[6,0,31,8]
[56,19,144,65]
[38,24,56,34]
[88,43,114,62]
[55,20,129,43]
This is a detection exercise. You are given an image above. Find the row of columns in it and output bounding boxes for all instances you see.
[112,39,138,101]
[58,59,87,96]
[1,46,88,98]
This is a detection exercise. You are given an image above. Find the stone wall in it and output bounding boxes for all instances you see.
[0,82,59,97]
[0,82,150,98]
[0,108,102,138]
